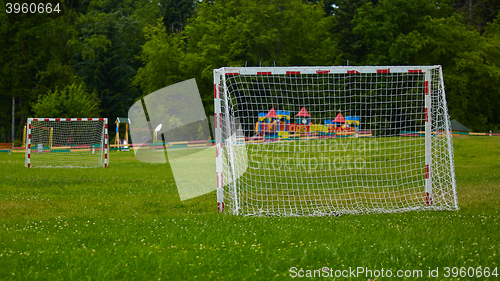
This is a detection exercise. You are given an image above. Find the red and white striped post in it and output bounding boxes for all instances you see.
[25,119,32,168]
[424,71,432,205]
[214,70,224,212]
[103,118,108,167]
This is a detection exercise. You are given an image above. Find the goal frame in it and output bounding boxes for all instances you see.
[25,118,108,168]
[214,66,458,215]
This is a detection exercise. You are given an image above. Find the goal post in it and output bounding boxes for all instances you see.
[214,66,458,216]
[25,118,108,168]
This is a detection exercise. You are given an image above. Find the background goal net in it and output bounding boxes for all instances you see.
[214,66,458,216]
[25,118,108,168]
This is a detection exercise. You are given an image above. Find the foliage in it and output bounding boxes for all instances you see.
[134,0,339,116]
[133,20,187,95]
[451,0,500,31]
[184,0,337,69]
[0,0,500,140]
[398,16,500,131]
[0,0,80,141]
[74,0,145,124]
[351,0,500,131]
[160,0,195,34]
[443,18,500,131]
[353,0,453,65]
[31,83,101,117]
[331,0,370,65]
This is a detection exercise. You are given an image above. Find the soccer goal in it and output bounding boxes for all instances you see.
[25,118,108,168]
[214,66,458,216]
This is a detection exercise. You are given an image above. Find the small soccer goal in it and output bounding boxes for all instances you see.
[25,118,108,168]
[214,66,458,216]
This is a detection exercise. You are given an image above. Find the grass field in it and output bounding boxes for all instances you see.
[239,137,430,216]
[0,137,499,280]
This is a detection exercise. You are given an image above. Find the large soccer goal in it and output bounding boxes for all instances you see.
[214,66,458,216]
[25,118,108,168]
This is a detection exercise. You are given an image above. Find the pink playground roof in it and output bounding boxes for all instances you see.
[296,107,310,117]
[333,113,346,123]
[266,107,277,118]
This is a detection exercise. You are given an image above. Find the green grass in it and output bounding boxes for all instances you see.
[0,137,499,280]
[242,137,431,215]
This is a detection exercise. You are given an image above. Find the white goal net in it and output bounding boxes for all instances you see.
[25,118,108,168]
[214,66,458,216]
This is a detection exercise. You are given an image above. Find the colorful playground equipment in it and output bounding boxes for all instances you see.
[114,117,130,151]
[255,107,361,140]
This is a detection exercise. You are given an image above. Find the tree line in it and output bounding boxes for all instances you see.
[1,0,499,143]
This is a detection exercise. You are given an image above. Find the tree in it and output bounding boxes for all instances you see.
[0,0,80,142]
[371,15,500,131]
[133,20,187,95]
[185,0,338,68]
[160,0,196,34]
[331,0,370,65]
[444,17,500,131]
[134,0,340,116]
[353,0,453,64]
[74,0,145,124]
[32,83,101,117]
[451,0,500,31]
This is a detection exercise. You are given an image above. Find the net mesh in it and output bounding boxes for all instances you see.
[215,66,457,216]
[26,119,107,168]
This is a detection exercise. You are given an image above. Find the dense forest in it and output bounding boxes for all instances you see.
[1,0,499,143]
